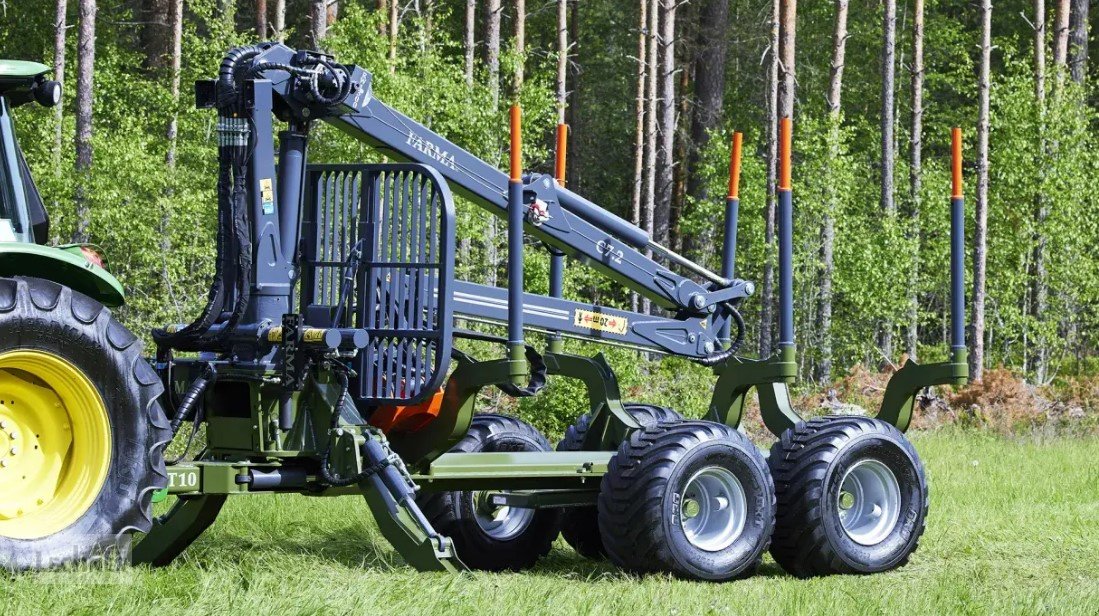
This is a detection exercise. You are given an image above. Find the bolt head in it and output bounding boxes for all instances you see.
[692,295,707,309]
[743,282,756,296]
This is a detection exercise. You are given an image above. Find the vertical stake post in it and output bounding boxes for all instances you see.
[719,131,743,345]
[507,106,528,386]
[950,127,966,362]
[777,117,794,352]
[548,123,568,353]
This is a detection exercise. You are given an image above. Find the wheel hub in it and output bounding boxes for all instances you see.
[0,351,111,540]
[471,491,535,541]
[679,466,747,552]
[837,459,902,546]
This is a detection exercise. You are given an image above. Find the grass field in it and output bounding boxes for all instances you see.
[3,430,1098,615]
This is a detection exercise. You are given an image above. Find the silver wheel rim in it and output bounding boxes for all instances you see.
[472,492,535,540]
[837,459,901,546]
[679,466,748,552]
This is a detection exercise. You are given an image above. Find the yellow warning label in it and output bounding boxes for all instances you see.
[303,329,327,343]
[260,178,275,214]
[267,326,283,342]
[574,309,628,335]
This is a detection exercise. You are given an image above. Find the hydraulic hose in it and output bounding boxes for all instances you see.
[694,303,747,367]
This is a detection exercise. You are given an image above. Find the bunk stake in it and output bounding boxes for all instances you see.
[507,105,529,387]
[719,131,743,345]
[778,117,794,349]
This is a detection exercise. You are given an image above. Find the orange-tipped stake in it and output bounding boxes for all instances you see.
[555,124,569,185]
[951,127,963,199]
[779,117,792,191]
[509,105,523,182]
[727,132,743,200]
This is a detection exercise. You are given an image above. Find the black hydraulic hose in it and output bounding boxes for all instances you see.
[217,46,263,113]
[318,369,393,487]
[169,364,217,437]
[694,303,747,367]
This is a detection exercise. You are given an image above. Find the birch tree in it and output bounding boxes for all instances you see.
[971,0,992,380]
[879,0,897,362]
[74,0,95,243]
[52,0,67,174]
[905,0,924,361]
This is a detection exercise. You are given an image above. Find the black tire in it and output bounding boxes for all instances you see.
[416,413,561,571]
[598,420,775,581]
[0,277,170,571]
[768,416,929,578]
[556,403,682,559]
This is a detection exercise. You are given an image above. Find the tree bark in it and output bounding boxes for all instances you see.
[485,0,502,109]
[514,0,526,96]
[557,0,568,125]
[1069,0,1088,83]
[779,0,796,120]
[654,0,677,247]
[273,0,286,41]
[817,0,848,383]
[464,0,476,85]
[683,0,728,257]
[256,0,267,38]
[139,0,171,70]
[166,0,182,169]
[74,0,95,244]
[642,0,659,315]
[311,0,327,49]
[971,0,992,380]
[905,0,924,361]
[760,0,781,356]
[1033,0,1050,383]
[879,0,897,362]
[1053,0,1071,85]
[630,0,647,314]
[52,0,67,175]
[388,0,399,72]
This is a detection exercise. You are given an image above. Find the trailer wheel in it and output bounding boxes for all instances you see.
[556,404,682,559]
[768,416,929,578]
[598,420,774,581]
[416,413,560,571]
[0,277,170,571]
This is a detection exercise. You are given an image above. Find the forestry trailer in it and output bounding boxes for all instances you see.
[0,45,969,580]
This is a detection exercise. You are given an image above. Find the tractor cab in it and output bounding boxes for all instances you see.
[0,60,60,245]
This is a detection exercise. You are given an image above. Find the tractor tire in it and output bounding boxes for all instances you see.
[556,403,682,559]
[416,413,560,571]
[768,416,929,578]
[598,420,775,581]
[0,277,170,571]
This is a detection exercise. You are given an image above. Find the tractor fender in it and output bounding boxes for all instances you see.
[0,242,125,307]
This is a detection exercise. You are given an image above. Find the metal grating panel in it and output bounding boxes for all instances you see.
[302,163,455,406]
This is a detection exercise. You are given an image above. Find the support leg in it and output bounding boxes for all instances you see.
[132,495,227,567]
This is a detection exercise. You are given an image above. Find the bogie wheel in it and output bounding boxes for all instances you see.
[0,277,170,570]
[556,403,682,559]
[768,416,929,578]
[598,420,775,581]
[416,413,560,571]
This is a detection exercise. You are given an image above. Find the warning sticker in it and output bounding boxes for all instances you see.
[260,178,275,215]
[574,309,628,335]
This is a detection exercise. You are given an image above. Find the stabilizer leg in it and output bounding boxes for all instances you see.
[132,495,227,567]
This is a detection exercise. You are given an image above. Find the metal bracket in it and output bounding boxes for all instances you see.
[877,349,968,432]
[705,346,803,436]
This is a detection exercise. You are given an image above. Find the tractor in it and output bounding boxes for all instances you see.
[0,60,170,569]
[0,45,968,581]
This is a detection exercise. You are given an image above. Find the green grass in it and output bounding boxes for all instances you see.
[4,431,1098,615]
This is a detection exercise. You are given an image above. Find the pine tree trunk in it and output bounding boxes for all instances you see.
[1033,0,1050,384]
[1069,0,1088,83]
[273,0,286,41]
[630,0,647,314]
[817,0,848,383]
[760,0,780,356]
[514,0,526,96]
[642,0,659,315]
[485,0,502,286]
[485,0,502,109]
[256,0,267,38]
[389,0,399,71]
[311,0,327,49]
[1053,0,1071,88]
[683,0,728,258]
[971,0,992,381]
[905,0,925,361]
[557,0,568,125]
[879,0,897,362]
[52,0,67,175]
[139,0,171,70]
[464,0,476,85]
[74,0,95,244]
[779,0,796,119]
[654,0,676,247]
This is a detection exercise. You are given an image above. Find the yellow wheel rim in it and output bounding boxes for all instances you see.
[0,350,111,540]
